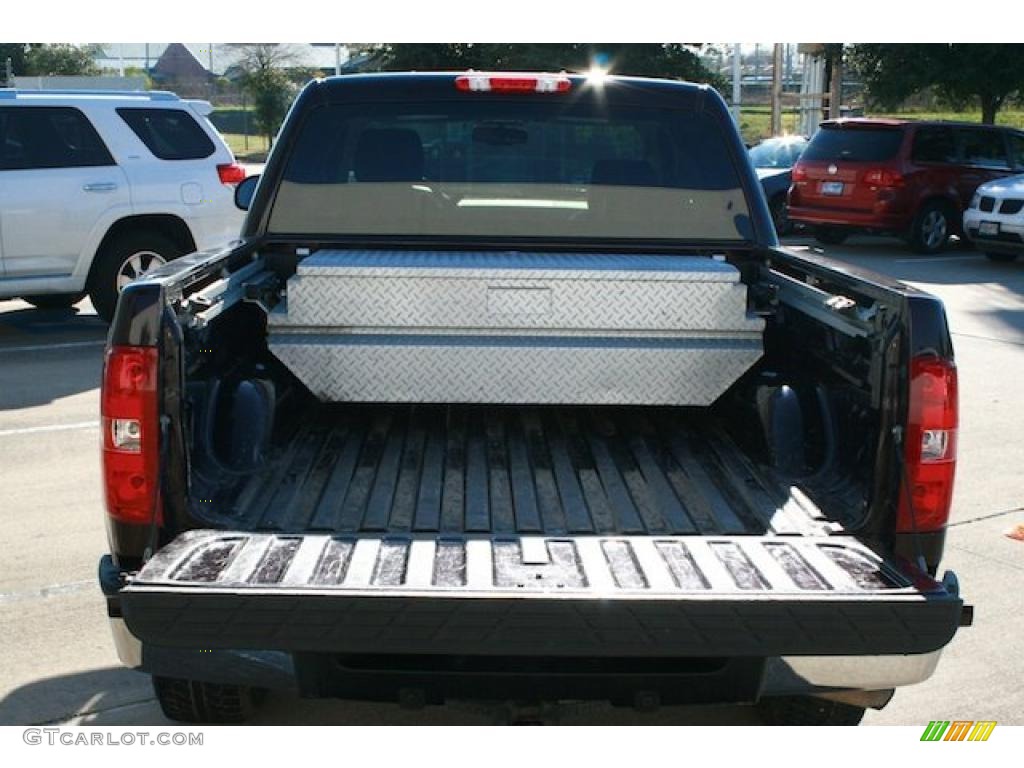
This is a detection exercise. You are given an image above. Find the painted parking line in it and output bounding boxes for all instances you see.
[0,421,96,438]
[0,340,105,354]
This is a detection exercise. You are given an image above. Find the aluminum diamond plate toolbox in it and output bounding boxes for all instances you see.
[267,250,764,405]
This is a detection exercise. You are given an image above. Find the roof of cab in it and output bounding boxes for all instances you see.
[304,71,717,111]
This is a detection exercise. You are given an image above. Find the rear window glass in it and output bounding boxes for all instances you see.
[269,99,751,242]
[912,127,957,163]
[802,126,904,163]
[117,108,215,160]
[957,129,1009,169]
[0,106,114,170]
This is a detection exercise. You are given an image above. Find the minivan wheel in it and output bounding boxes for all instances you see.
[89,232,182,322]
[152,675,264,724]
[759,696,866,726]
[813,226,848,245]
[21,293,85,310]
[985,252,1019,263]
[910,202,952,254]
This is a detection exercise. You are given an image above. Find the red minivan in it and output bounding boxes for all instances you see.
[788,119,1024,253]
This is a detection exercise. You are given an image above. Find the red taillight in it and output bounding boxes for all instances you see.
[217,162,247,185]
[791,164,808,182]
[897,355,958,533]
[863,168,904,187]
[455,73,572,94]
[101,346,161,526]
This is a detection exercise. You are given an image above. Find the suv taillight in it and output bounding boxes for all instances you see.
[791,164,808,182]
[864,168,904,187]
[217,162,247,185]
[897,355,958,533]
[102,346,161,526]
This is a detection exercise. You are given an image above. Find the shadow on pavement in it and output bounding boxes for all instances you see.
[0,305,107,411]
[0,665,763,725]
[0,667,153,726]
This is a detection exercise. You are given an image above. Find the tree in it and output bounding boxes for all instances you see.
[229,44,310,147]
[367,44,723,89]
[849,44,1024,124]
[0,44,36,82]
[24,44,99,77]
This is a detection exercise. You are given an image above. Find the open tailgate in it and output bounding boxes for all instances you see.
[120,530,962,657]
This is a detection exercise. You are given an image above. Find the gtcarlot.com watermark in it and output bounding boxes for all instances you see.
[23,728,203,747]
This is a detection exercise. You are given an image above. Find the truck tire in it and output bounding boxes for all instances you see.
[909,201,953,254]
[21,293,85,310]
[985,252,1018,263]
[758,696,866,726]
[89,232,183,323]
[813,226,848,245]
[152,676,263,724]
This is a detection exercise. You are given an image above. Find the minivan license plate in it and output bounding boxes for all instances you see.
[979,221,1000,236]
[821,181,844,196]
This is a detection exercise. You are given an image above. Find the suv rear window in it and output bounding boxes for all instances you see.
[0,106,114,170]
[269,99,750,242]
[117,108,215,160]
[801,125,904,163]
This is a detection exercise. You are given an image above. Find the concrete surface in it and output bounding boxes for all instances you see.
[0,237,1021,726]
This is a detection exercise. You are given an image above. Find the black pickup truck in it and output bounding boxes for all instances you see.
[98,72,969,725]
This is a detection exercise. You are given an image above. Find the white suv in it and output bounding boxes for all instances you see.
[0,89,246,321]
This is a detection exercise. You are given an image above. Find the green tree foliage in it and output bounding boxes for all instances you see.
[0,44,36,81]
[245,68,294,148]
[24,44,99,77]
[229,44,310,147]
[368,44,723,89]
[849,44,1024,124]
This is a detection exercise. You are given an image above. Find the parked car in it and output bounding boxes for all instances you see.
[0,89,246,320]
[788,118,1024,253]
[99,73,968,725]
[748,135,808,234]
[963,173,1024,262]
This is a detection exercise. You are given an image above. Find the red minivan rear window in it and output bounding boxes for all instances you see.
[801,125,904,163]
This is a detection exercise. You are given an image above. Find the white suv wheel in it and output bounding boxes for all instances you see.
[116,250,167,291]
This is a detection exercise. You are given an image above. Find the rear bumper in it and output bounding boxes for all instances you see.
[106,616,946,701]
[788,205,911,232]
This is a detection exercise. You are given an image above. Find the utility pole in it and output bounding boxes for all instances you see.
[118,43,125,77]
[731,43,742,126]
[335,43,341,76]
[829,45,844,119]
[771,43,783,136]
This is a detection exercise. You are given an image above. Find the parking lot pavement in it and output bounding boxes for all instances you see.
[0,239,1021,726]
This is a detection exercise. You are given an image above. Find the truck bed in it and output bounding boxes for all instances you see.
[125,403,960,659]
[198,404,841,538]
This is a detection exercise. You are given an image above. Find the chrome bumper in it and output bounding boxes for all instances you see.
[111,617,942,699]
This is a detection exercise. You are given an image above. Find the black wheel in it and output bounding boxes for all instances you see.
[909,201,954,254]
[759,696,866,726]
[813,226,849,245]
[985,251,1019,263]
[769,194,792,236]
[89,232,183,322]
[21,293,85,310]
[152,676,263,724]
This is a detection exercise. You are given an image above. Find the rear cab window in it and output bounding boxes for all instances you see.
[801,124,904,163]
[268,97,751,243]
[0,106,114,170]
[117,107,215,160]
